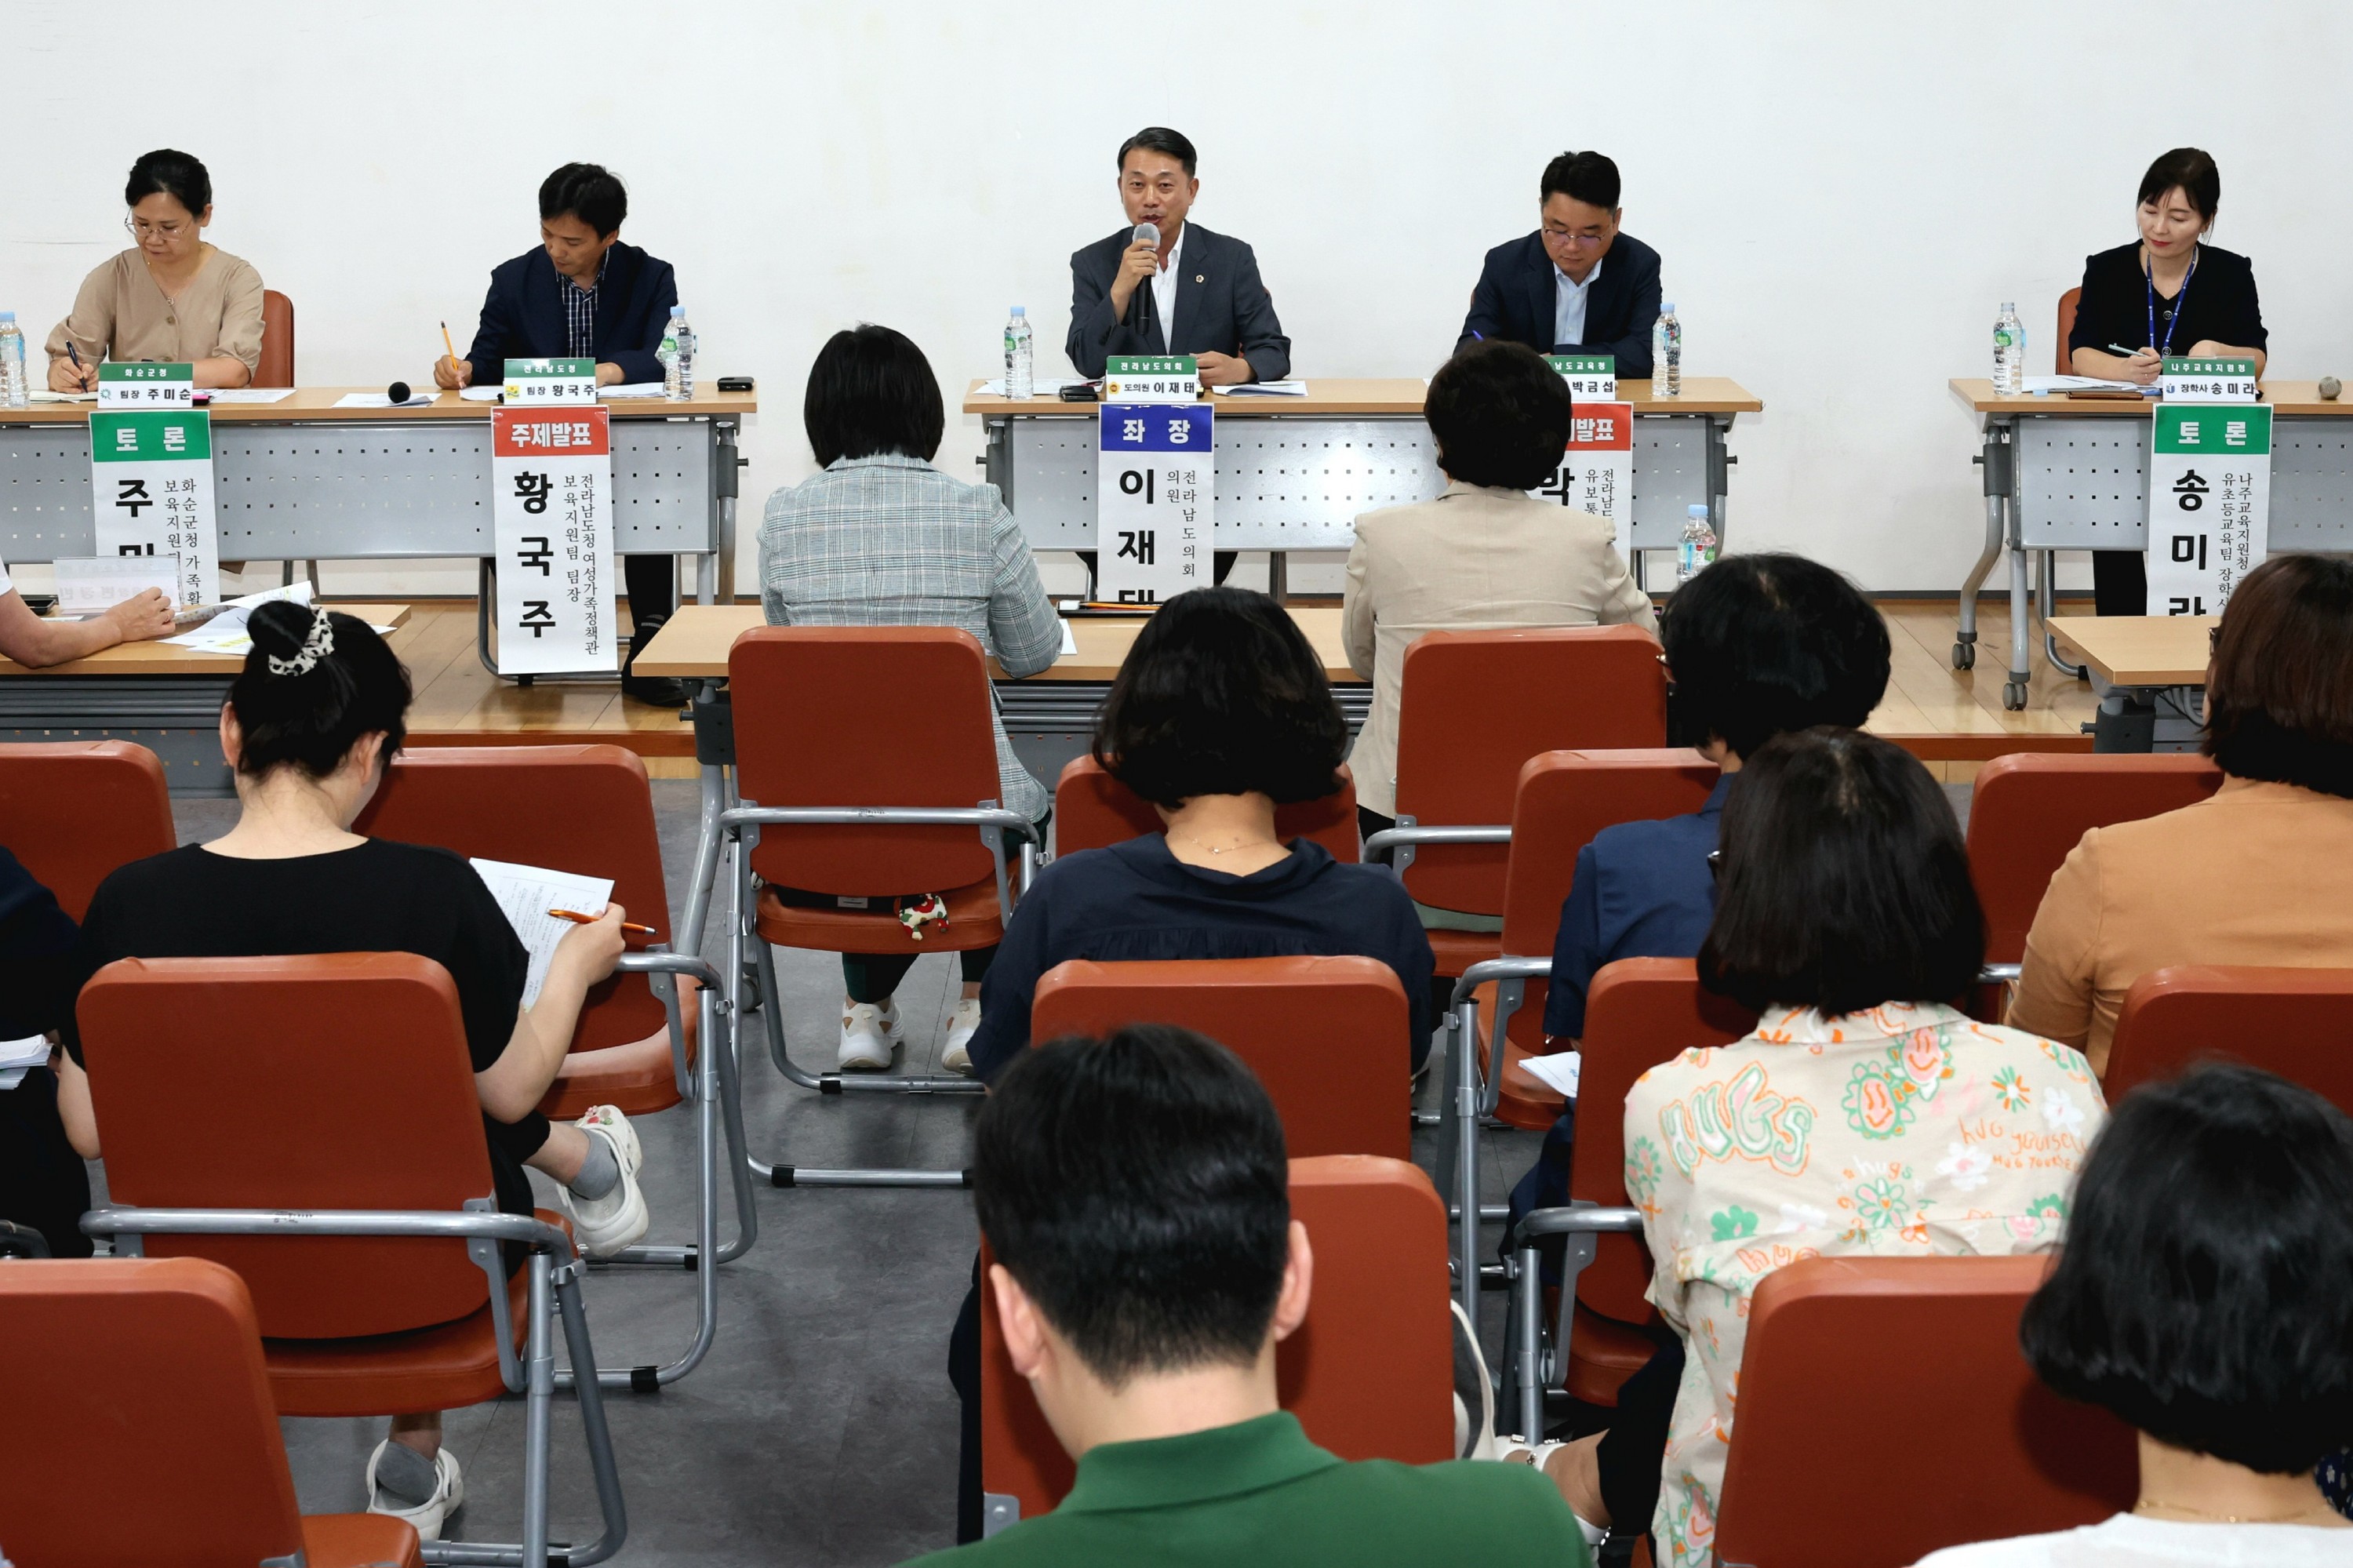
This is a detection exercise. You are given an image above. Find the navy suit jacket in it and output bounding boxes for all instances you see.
[459,240,679,387]
[1457,230,1662,377]
[1066,223,1290,381]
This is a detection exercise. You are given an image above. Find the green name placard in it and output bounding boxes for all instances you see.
[503,358,596,379]
[1106,356,1197,377]
[90,409,212,461]
[98,362,193,383]
[2161,358,2257,377]
[1547,355,1617,377]
[2154,403,2271,456]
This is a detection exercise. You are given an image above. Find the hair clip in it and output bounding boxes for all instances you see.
[267,606,336,677]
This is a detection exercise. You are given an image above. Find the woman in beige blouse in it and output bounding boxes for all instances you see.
[47,149,264,391]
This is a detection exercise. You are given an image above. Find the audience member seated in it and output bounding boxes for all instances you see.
[1509,554,1891,1253]
[1915,1062,2353,1565]
[2010,553,2353,1073]
[759,323,1062,1075]
[0,551,173,667]
[1511,729,2108,1567]
[1344,337,1657,878]
[54,599,649,1540]
[0,847,91,1258]
[909,1023,1588,1568]
[961,586,1435,1082]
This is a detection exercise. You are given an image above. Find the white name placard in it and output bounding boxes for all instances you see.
[89,405,218,608]
[2159,357,2260,404]
[492,408,617,673]
[1096,403,1212,604]
[1547,355,1618,400]
[1529,400,1636,569]
[2145,402,2270,617]
[1103,355,1199,404]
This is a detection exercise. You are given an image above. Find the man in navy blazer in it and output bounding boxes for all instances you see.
[1458,151,1662,378]
[1066,127,1290,384]
[435,163,686,704]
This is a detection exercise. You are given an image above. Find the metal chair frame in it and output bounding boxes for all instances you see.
[0,1217,49,1258]
[82,1204,627,1568]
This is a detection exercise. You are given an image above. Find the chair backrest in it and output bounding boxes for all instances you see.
[1967,753,2223,965]
[1392,627,1665,914]
[353,744,671,1050]
[1572,959,1754,1322]
[1053,754,1362,863]
[255,289,296,387]
[0,1256,311,1564]
[76,953,500,1338]
[2053,288,2079,377]
[2104,965,2353,1110]
[729,626,1006,893]
[980,1155,1453,1520]
[1495,749,1719,1053]
[1714,1256,2137,1568]
[1030,957,1411,1158]
[0,740,175,921]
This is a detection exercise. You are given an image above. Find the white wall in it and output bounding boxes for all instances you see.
[8,0,2348,598]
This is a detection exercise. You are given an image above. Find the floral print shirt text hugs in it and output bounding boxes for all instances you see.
[1623,1002,2108,1568]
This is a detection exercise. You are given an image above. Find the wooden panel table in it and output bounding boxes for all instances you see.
[0,602,412,792]
[965,376,1762,595]
[1947,378,2351,711]
[2046,613,2213,751]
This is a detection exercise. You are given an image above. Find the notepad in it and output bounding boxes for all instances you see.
[601,382,667,398]
[2020,375,2155,397]
[333,391,438,409]
[973,377,1078,398]
[1211,380,1307,397]
[459,386,504,402]
[0,1035,48,1072]
[1057,619,1078,657]
[470,857,616,1007]
[1516,1050,1582,1101]
[203,387,296,404]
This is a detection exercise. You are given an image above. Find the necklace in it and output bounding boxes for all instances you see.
[2133,1497,2338,1524]
[1176,830,1278,857]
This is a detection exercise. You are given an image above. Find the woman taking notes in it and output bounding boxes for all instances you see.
[2067,147,2268,615]
[45,149,264,393]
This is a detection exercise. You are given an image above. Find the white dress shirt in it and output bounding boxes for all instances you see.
[1152,225,1185,351]
[1552,254,1602,351]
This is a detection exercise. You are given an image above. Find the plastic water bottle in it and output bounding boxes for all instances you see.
[661,306,695,401]
[0,314,26,409]
[1651,303,1682,398]
[1992,301,2025,395]
[1676,504,1717,584]
[1004,306,1034,399]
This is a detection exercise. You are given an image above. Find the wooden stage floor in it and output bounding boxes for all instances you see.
[392,598,2100,783]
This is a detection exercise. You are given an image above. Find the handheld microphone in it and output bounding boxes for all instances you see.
[386,380,413,406]
[1130,221,1161,340]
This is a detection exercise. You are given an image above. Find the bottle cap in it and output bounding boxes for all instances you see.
[1011,306,1027,317]
[1661,303,1677,314]
[0,311,14,322]
[670,305,685,318]
[2000,301,2016,312]
[1688,504,1710,518]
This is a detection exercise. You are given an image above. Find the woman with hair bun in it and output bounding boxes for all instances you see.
[46,147,264,391]
[54,598,648,1540]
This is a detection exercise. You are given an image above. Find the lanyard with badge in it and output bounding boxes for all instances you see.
[2145,248,2198,357]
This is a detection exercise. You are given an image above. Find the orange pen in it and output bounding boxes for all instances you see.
[549,907,656,936]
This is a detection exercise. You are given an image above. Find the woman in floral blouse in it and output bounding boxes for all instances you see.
[1529,729,2108,1566]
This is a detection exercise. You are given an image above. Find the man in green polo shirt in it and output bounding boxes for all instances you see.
[905,1024,1586,1568]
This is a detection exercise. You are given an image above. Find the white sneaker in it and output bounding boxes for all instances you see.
[838,1000,900,1071]
[941,998,982,1075]
[564,1106,649,1260]
[366,1439,464,1541]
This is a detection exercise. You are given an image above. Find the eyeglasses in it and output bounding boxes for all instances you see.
[1542,229,1609,248]
[125,216,190,242]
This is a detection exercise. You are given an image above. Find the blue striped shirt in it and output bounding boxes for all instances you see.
[563,253,607,360]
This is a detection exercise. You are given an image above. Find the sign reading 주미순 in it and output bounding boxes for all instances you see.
[1096,403,1212,603]
[2145,402,2270,617]
[492,406,616,673]
[1529,401,1636,567]
[1102,355,1199,403]
[89,364,216,606]
[1547,355,1617,400]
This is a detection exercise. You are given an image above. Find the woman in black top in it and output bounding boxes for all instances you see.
[2068,147,2269,615]
[0,849,91,1257]
[54,599,646,1539]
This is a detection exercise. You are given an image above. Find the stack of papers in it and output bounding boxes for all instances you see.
[333,390,438,409]
[470,857,616,1006]
[2019,375,2155,397]
[203,387,296,404]
[1517,1050,1582,1101]
[0,1034,48,1091]
[973,378,1080,398]
[1212,381,1308,397]
[602,382,667,398]
[162,580,315,654]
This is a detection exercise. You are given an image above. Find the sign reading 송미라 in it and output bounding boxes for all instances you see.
[90,364,216,606]
[501,356,599,406]
[2158,357,2260,404]
[491,405,616,673]
[2145,402,2270,617]
[1096,403,1212,603]
[1102,355,1199,403]
[1530,401,1636,568]
[1547,355,1618,400]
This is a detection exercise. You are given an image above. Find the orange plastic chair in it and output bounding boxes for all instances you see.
[75,952,627,1565]
[1031,956,1413,1158]
[255,289,296,388]
[1712,1256,2137,1568]
[978,1154,1453,1533]
[1372,627,1667,982]
[1054,754,1361,862]
[715,627,1044,1184]
[0,740,175,920]
[0,1256,421,1568]
[1502,959,1752,1437]
[2104,965,2353,1110]
[352,742,744,1388]
[2054,287,2080,376]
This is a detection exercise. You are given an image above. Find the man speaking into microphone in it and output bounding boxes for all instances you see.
[1066,127,1290,385]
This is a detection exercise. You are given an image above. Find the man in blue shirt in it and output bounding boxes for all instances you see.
[1459,151,1664,376]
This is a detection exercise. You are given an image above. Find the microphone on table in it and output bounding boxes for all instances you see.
[386,380,413,406]
[1129,221,1160,341]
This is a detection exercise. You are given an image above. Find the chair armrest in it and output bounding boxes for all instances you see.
[81,1204,578,1254]
[1508,1203,1646,1400]
[1978,962,2022,984]
[1361,822,1511,877]
[0,1217,49,1257]
[721,805,1042,846]
[613,948,722,1098]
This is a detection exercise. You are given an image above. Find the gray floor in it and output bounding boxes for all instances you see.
[151,777,1978,1565]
